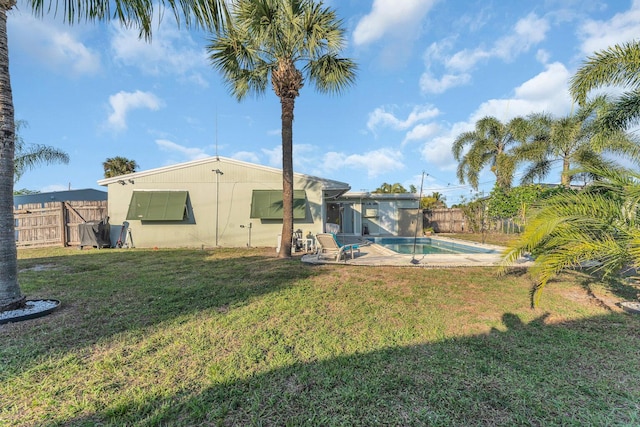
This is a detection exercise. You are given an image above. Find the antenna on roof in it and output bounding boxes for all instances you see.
[215,107,219,161]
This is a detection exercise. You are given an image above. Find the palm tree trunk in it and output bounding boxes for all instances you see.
[561,156,571,187]
[0,3,25,311]
[278,96,295,259]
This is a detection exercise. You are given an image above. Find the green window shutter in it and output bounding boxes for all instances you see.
[126,191,188,221]
[250,190,307,219]
[292,190,307,219]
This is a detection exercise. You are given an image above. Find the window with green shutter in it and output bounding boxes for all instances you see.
[126,191,188,221]
[250,190,307,219]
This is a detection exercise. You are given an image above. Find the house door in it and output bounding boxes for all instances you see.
[326,202,355,234]
[341,203,355,234]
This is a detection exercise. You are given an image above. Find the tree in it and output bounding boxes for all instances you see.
[501,166,640,307]
[207,0,357,258]
[0,0,225,311]
[373,182,408,193]
[570,41,640,132]
[517,97,640,187]
[452,116,531,191]
[103,156,138,178]
[14,120,69,183]
[421,191,446,209]
[14,188,39,195]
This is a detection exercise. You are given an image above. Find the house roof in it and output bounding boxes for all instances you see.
[14,188,107,207]
[340,191,420,200]
[97,156,350,191]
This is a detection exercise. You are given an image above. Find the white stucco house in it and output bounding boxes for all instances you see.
[98,156,420,248]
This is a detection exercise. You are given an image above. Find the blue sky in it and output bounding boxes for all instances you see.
[9,0,640,205]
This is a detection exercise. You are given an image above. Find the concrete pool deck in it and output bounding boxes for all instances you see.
[301,235,533,268]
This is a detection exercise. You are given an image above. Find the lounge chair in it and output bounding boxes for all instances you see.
[315,233,360,261]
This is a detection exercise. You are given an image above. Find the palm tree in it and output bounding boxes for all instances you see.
[570,41,640,131]
[103,156,138,178]
[207,0,357,258]
[423,191,446,209]
[518,97,640,187]
[373,182,408,193]
[501,166,640,307]
[452,116,531,191]
[14,120,69,183]
[0,0,225,311]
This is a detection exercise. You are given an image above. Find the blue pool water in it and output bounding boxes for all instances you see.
[366,237,500,255]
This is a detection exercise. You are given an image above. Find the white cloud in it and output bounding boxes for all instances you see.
[418,62,573,170]
[513,62,571,105]
[493,13,549,60]
[469,61,571,122]
[445,49,491,72]
[421,13,550,94]
[322,148,404,179]
[156,139,209,160]
[106,90,164,131]
[577,1,640,55]
[262,146,282,168]
[419,72,471,94]
[260,144,318,171]
[367,104,440,133]
[9,12,100,75]
[447,13,550,72]
[420,134,458,166]
[231,151,261,164]
[403,123,440,144]
[353,0,439,46]
[110,16,209,83]
[536,49,551,64]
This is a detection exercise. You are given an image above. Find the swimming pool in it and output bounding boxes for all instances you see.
[366,237,501,255]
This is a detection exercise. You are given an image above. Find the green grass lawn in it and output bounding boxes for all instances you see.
[2,246,639,426]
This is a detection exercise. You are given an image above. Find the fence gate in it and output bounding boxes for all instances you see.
[14,201,108,248]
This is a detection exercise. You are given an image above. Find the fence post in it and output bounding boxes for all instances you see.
[60,202,67,247]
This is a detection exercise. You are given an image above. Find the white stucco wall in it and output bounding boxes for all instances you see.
[100,157,348,248]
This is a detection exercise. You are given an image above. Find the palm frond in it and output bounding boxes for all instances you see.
[306,54,357,95]
[27,0,226,40]
[600,90,640,132]
[570,40,640,105]
[207,0,355,100]
[503,165,640,306]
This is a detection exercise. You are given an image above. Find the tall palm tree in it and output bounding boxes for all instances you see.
[518,97,640,187]
[570,41,640,131]
[103,156,138,178]
[0,0,225,311]
[207,0,357,258]
[452,116,531,191]
[501,166,640,307]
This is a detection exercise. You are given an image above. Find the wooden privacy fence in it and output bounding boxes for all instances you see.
[424,208,524,234]
[424,208,466,233]
[14,201,108,248]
